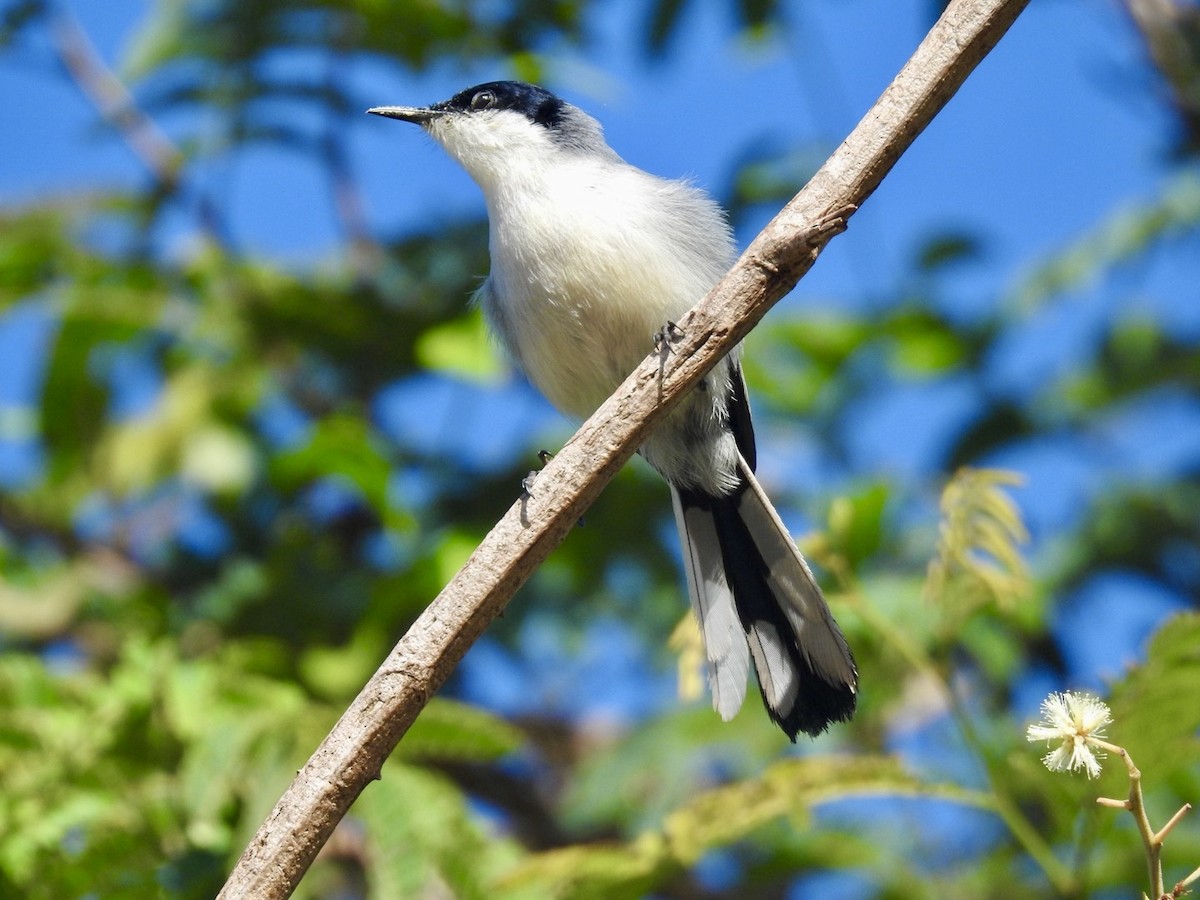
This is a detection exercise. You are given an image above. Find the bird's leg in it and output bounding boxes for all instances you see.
[520,449,555,498]
[654,320,686,386]
[653,320,685,356]
[519,450,584,528]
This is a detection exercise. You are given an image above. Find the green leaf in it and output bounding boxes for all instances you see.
[915,232,984,272]
[509,755,987,898]
[883,307,969,375]
[825,481,890,573]
[924,467,1030,614]
[415,308,503,382]
[645,0,690,53]
[355,761,530,900]
[1107,612,1200,775]
[497,835,667,900]
[775,314,873,365]
[561,704,785,835]
[0,209,69,307]
[662,755,926,864]
[396,698,525,763]
[272,413,406,528]
[889,326,966,374]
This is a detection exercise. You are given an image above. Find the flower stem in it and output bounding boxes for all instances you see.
[1091,740,1167,899]
[1175,861,1200,893]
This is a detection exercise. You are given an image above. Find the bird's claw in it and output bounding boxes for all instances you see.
[521,449,555,498]
[653,320,685,356]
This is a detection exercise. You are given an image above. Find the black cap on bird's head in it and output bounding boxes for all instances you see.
[445,81,568,129]
[369,80,564,129]
[368,81,614,166]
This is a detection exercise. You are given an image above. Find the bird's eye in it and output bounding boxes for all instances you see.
[470,90,497,111]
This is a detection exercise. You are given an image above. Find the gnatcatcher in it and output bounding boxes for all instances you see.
[370,81,856,739]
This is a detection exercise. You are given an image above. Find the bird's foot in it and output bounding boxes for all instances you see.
[653,320,685,356]
[521,449,555,498]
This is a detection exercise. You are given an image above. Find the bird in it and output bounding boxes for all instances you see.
[369,81,857,740]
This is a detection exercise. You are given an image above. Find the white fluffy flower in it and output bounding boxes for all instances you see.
[1026,691,1112,779]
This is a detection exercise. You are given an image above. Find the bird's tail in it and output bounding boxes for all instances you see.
[670,454,857,740]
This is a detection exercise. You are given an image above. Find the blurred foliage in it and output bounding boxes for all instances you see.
[924,468,1029,616]
[1,0,1199,898]
[1006,169,1200,314]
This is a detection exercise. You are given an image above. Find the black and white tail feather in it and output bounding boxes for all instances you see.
[671,454,858,740]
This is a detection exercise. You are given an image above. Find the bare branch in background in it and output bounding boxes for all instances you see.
[321,60,379,275]
[1124,0,1200,155]
[322,13,381,275]
[49,6,230,243]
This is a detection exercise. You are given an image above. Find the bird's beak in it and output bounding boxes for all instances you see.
[367,105,444,125]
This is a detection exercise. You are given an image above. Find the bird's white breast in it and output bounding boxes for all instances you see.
[481,159,732,419]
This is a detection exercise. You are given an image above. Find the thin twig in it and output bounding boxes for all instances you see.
[321,17,379,273]
[50,7,181,186]
[1155,803,1192,845]
[1093,739,1165,899]
[1173,862,1200,896]
[218,0,1034,896]
[48,6,228,245]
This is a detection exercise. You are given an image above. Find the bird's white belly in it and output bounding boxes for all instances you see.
[482,164,732,424]
[499,267,666,418]
[488,216,693,418]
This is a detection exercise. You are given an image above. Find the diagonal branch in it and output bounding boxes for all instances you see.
[49,6,230,244]
[218,0,1032,896]
[50,8,181,187]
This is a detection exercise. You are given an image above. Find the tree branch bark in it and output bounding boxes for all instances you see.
[218,0,1032,895]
